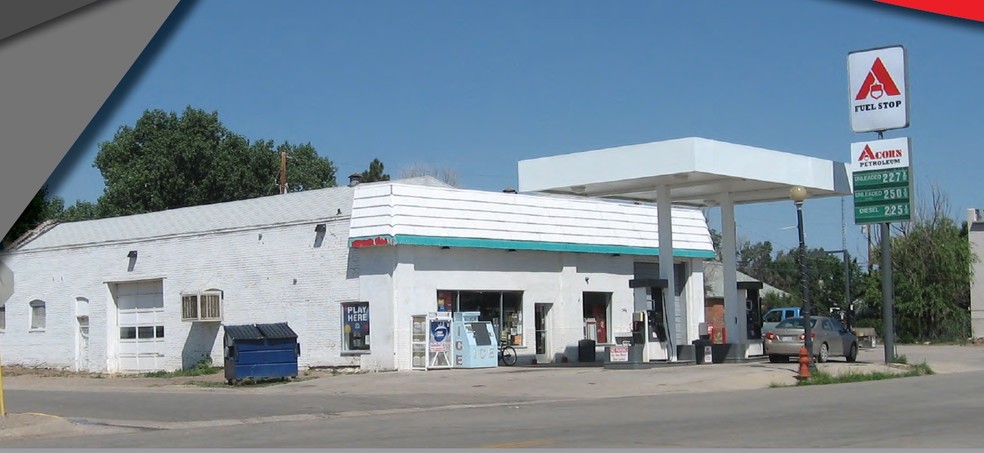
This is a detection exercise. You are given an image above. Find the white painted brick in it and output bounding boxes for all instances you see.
[0,215,361,373]
[0,180,711,374]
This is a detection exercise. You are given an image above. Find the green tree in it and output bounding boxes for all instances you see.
[360,158,390,183]
[730,238,864,318]
[762,291,797,311]
[3,185,54,246]
[272,141,337,192]
[58,200,101,222]
[706,227,722,260]
[94,107,336,217]
[2,186,110,248]
[861,187,973,342]
[769,249,799,294]
[736,239,775,283]
[805,249,859,315]
[705,230,865,317]
[400,162,459,187]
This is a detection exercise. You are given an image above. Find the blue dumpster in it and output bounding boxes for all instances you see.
[223,322,300,384]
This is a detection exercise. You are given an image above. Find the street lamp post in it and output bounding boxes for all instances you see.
[790,186,816,372]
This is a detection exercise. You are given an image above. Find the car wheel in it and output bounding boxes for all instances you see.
[817,343,829,363]
[846,343,858,363]
[768,354,788,363]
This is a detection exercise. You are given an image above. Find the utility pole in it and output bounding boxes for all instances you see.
[865,224,874,273]
[825,249,851,325]
[279,150,287,195]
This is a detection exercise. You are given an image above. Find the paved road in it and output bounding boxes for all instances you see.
[6,370,984,448]
[3,344,984,447]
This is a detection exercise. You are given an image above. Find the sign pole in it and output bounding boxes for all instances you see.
[875,129,897,363]
[881,221,895,362]
[848,45,908,364]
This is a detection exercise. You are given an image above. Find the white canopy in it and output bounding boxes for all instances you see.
[518,137,851,206]
[518,137,852,358]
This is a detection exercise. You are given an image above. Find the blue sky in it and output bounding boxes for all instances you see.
[46,0,984,266]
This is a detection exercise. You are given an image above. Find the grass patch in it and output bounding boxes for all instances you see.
[0,365,108,379]
[232,377,292,387]
[770,362,934,388]
[780,362,935,387]
[143,356,222,378]
[143,368,222,378]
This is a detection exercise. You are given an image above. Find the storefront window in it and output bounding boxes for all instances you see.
[437,291,455,312]
[501,293,522,346]
[342,301,370,352]
[435,290,524,346]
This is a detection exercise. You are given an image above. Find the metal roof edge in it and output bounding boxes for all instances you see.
[9,216,351,255]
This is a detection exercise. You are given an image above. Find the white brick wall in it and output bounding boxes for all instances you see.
[0,217,362,373]
[968,209,984,339]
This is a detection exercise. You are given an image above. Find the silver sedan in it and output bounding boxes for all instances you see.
[763,316,859,363]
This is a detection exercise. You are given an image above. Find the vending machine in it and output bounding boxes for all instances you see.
[427,312,453,369]
[411,312,454,370]
[452,311,498,368]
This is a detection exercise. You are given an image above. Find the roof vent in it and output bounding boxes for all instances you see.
[348,173,363,187]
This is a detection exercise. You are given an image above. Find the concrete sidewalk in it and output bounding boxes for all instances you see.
[2,343,983,440]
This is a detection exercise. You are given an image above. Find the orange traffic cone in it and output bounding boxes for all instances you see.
[797,346,811,380]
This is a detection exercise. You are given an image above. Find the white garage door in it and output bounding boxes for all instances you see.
[116,280,165,372]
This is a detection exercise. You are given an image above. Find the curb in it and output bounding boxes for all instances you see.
[0,413,76,439]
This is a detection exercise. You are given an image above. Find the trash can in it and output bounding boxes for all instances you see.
[676,344,696,362]
[224,322,300,384]
[692,339,712,365]
[578,339,596,362]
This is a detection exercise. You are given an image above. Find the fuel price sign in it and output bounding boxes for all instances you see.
[850,137,913,224]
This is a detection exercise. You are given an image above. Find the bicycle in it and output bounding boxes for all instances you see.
[498,342,517,366]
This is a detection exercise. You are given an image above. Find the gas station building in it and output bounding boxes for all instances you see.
[0,137,850,373]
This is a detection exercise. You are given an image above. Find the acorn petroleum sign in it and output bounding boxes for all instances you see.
[851,137,913,224]
[848,45,908,133]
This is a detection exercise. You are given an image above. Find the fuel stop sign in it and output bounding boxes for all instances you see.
[848,45,909,133]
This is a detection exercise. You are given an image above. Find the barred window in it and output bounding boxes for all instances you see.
[181,294,198,320]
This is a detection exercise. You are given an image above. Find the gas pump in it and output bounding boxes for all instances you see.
[745,290,762,340]
[629,311,651,364]
[631,311,647,345]
[629,289,670,361]
[628,277,670,362]
[737,282,764,357]
[648,289,668,343]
